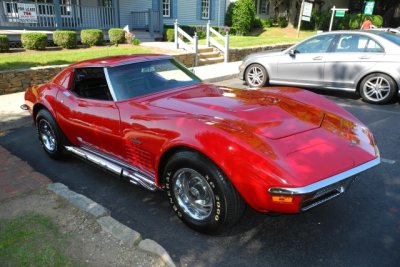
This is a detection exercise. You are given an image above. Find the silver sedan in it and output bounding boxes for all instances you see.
[239,30,400,104]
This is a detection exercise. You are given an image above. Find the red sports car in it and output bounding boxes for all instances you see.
[23,54,380,234]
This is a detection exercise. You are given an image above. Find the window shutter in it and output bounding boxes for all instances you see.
[197,0,202,20]
[172,0,178,18]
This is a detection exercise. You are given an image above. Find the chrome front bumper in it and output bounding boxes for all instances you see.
[268,157,381,211]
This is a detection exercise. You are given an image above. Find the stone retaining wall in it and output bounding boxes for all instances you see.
[229,43,293,62]
[0,44,291,95]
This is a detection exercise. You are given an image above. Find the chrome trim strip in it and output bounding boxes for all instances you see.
[269,157,380,195]
[103,68,118,101]
[65,146,157,191]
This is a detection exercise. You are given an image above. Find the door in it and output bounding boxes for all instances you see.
[323,33,385,90]
[56,67,123,159]
[276,34,336,87]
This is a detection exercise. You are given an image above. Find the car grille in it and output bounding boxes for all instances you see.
[301,177,356,212]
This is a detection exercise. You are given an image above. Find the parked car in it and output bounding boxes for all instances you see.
[239,30,400,104]
[23,55,380,234]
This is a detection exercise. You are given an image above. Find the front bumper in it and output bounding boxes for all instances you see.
[268,157,380,212]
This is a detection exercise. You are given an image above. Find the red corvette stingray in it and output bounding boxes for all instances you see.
[23,55,380,233]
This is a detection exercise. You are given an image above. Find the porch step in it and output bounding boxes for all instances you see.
[198,47,214,53]
[198,51,221,59]
[198,56,225,66]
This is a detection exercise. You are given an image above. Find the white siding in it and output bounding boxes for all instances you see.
[119,0,152,27]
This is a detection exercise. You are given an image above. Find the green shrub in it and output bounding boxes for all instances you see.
[349,14,363,29]
[0,35,9,52]
[253,16,263,29]
[21,32,48,50]
[53,30,77,49]
[196,30,206,39]
[232,0,256,35]
[264,18,274,27]
[372,15,383,28]
[108,28,125,45]
[225,2,236,26]
[80,29,104,46]
[131,37,141,45]
[166,28,175,42]
[278,17,288,28]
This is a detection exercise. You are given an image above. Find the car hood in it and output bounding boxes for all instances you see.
[147,84,324,139]
[244,49,286,61]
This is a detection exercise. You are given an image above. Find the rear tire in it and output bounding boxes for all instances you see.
[359,73,397,104]
[36,109,65,159]
[164,151,245,234]
[245,64,268,87]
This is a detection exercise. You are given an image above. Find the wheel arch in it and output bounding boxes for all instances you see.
[156,145,214,187]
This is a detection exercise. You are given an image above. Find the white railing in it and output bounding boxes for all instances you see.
[206,21,229,63]
[174,19,199,66]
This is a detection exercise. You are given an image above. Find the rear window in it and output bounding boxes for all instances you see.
[376,31,400,46]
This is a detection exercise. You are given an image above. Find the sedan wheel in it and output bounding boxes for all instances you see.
[164,151,245,234]
[245,64,268,87]
[360,73,397,104]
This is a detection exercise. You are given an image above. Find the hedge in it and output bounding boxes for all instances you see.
[53,30,77,49]
[81,29,104,46]
[0,35,9,52]
[21,32,48,50]
[108,28,125,45]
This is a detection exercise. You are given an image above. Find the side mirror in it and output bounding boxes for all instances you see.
[289,49,297,57]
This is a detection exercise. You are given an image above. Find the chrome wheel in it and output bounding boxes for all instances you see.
[173,168,214,220]
[245,64,267,87]
[362,76,391,102]
[39,120,56,152]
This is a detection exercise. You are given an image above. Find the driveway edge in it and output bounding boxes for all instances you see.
[48,182,176,267]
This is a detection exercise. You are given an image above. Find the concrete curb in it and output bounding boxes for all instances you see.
[203,73,239,83]
[48,182,176,267]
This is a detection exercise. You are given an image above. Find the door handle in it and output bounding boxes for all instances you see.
[313,56,323,60]
[78,101,87,107]
[359,56,370,59]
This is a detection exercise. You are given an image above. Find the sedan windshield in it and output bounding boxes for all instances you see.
[107,59,201,101]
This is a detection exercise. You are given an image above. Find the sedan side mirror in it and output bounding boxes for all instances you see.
[289,49,297,57]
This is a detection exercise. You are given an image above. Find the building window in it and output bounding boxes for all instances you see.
[259,0,269,15]
[201,0,210,20]
[163,0,171,18]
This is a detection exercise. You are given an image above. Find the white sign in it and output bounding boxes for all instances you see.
[17,3,38,23]
[302,2,313,21]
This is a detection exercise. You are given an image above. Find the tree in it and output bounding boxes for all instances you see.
[232,0,256,35]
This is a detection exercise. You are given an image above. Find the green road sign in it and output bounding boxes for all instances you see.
[335,10,345,17]
[364,1,375,15]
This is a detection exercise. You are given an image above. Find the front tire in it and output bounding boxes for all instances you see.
[359,73,397,104]
[164,151,245,234]
[245,63,268,87]
[36,109,65,159]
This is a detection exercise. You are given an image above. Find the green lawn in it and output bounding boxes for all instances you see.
[201,27,316,48]
[0,213,77,267]
[0,45,154,71]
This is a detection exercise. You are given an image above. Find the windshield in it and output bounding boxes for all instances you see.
[107,59,201,101]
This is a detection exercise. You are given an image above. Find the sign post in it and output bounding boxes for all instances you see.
[329,6,348,31]
[297,1,314,38]
[17,3,38,24]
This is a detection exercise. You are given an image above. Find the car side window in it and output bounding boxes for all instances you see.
[365,38,384,53]
[71,68,113,101]
[295,35,335,53]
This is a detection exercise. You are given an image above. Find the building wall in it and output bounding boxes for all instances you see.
[119,0,152,27]
[163,0,226,26]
